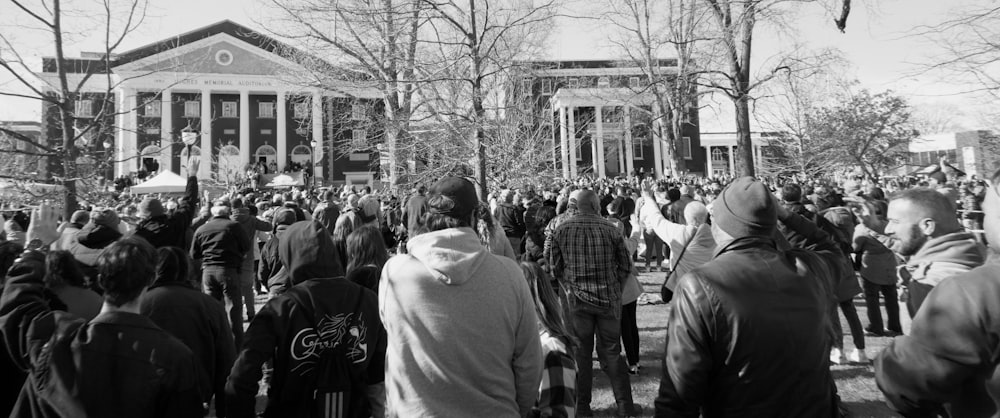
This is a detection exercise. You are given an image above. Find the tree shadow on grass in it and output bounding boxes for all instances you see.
[843,399,898,417]
[833,365,876,380]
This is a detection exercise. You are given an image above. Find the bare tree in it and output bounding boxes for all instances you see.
[697,0,855,177]
[417,0,559,199]
[605,0,708,178]
[910,102,967,135]
[911,3,1000,100]
[0,0,151,217]
[754,48,850,177]
[263,0,427,189]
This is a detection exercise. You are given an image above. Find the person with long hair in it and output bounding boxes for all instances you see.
[520,261,576,418]
[43,250,101,321]
[332,210,363,270]
[345,225,390,292]
[475,203,516,259]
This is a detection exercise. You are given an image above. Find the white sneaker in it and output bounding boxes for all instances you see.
[847,347,868,363]
[830,347,844,365]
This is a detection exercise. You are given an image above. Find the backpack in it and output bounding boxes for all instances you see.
[287,287,370,418]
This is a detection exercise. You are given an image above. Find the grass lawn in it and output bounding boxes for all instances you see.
[583,267,907,417]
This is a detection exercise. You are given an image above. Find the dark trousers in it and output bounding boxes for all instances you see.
[906,281,934,318]
[642,230,663,268]
[863,280,901,333]
[569,296,634,409]
[203,266,243,349]
[620,301,639,366]
[831,300,865,349]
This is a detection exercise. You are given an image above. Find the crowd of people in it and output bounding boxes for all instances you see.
[0,156,997,417]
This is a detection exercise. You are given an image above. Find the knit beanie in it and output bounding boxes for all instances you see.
[713,176,776,239]
[91,208,121,228]
[138,197,165,218]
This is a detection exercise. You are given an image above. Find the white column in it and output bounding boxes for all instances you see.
[559,106,569,179]
[312,90,324,182]
[590,127,599,176]
[624,106,634,175]
[618,139,625,174]
[568,106,577,178]
[199,89,212,178]
[652,128,663,179]
[123,88,137,173]
[704,146,712,176]
[114,88,125,176]
[276,91,287,172]
[728,145,736,176]
[595,106,605,178]
[161,90,173,173]
[239,90,250,170]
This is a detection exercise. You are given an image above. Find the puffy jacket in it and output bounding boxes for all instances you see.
[876,260,1000,417]
[655,212,849,418]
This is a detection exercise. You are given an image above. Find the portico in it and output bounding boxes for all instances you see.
[550,87,702,179]
[47,20,381,186]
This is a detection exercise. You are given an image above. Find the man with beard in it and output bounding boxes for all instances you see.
[875,170,1000,417]
[884,187,985,316]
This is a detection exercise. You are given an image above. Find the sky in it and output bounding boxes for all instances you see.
[0,0,986,131]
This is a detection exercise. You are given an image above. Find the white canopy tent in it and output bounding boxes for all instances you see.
[130,171,188,194]
[265,173,305,188]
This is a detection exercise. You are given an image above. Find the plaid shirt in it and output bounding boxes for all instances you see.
[534,336,576,418]
[550,213,631,309]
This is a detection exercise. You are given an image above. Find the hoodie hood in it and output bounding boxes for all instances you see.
[279,220,344,285]
[405,227,487,285]
[909,231,986,270]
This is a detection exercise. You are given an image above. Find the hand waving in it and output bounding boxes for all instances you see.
[27,202,60,247]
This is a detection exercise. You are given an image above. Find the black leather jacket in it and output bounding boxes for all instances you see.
[655,212,849,418]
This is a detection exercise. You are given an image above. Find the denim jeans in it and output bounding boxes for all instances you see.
[862,279,901,333]
[203,266,243,349]
[569,295,634,409]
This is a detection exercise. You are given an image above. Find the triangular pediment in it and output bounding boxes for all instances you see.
[116,34,293,76]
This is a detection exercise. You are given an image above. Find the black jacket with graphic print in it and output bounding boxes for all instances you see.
[225,221,386,418]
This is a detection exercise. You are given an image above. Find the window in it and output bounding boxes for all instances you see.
[681,136,692,160]
[352,129,367,146]
[598,76,610,87]
[633,140,644,160]
[629,77,640,89]
[352,103,366,121]
[293,102,308,119]
[184,101,200,117]
[144,100,161,117]
[520,78,532,94]
[258,102,275,118]
[541,79,553,94]
[222,101,238,118]
[568,78,580,88]
[75,100,93,117]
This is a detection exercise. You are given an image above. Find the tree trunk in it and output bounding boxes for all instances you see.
[734,94,755,177]
[53,0,78,219]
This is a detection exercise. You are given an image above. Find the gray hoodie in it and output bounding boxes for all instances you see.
[379,227,542,417]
